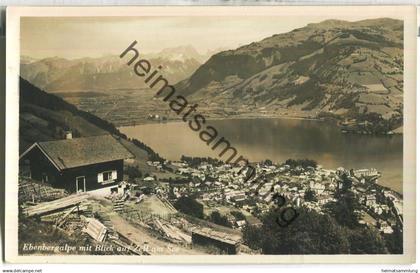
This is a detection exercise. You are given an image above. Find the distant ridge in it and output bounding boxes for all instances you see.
[173,18,403,125]
[20,45,208,93]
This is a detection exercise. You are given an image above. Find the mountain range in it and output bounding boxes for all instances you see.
[20,45,210,93]
[175,18,403,122]
[21,18,404,126]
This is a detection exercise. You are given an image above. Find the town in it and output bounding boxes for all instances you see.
[18,135,403,255]
[148,156,403,235]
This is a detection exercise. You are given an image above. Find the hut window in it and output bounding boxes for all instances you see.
[99,170,117,184]
[103,171,112,181]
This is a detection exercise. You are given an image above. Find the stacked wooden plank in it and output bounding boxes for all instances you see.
[83,217,108,242]
[19,177,67,203]
[23,193,89,217]
[56,206,78,228]
[113,199,125,212]
[153,219,191,244]
[158,196,177,211]
[95,212,114,231]
[40,207,73,223]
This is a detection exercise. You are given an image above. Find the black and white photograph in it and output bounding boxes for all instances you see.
[3,5,417,265]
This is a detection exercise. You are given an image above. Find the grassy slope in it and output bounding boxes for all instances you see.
[176,18,403,122]
[19,77,160,166]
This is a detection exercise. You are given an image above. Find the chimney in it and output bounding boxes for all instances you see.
[65,131,73,140]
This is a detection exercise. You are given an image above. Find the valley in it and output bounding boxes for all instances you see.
[57,87,320,127]
[23,18,405,135]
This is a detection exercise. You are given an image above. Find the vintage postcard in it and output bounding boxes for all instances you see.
[5,6,416,263]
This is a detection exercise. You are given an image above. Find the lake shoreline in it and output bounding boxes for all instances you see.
[118,114,325,128]
[119,118,403,194]
[118,114,402,136]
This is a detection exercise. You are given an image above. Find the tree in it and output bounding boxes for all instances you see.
[125,165,142,181]
[325,192,361,228]
[244,208,350,254]
[230,211,246,221]
[341,173,353,193]
[174,196,204,219]
[304,190,317,202]
[347,227,388,254]
[209,211,230,227]
[181,155,223,167]
[284,159,317,169]
[335,171,353,196]
[264,159,273,165]
[384,229,403,254]
[243,225,263,250]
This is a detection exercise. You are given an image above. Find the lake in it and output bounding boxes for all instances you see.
[119,118,403,193]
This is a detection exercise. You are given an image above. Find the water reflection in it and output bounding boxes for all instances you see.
[120,118,403,193]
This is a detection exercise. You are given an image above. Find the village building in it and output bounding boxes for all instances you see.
[19,135,134,193]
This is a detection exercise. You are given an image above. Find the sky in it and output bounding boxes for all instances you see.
[21,15,402,60]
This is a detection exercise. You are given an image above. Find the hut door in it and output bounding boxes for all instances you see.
[76,176,86,193]
[41,173,48,183]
